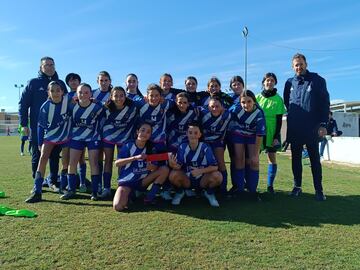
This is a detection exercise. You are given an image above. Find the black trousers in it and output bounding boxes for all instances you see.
[291,141,323,192]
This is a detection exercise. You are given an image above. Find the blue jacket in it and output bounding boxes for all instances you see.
[283,70,329,144]
[18,71,67,143]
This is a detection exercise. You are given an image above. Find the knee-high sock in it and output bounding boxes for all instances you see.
[98,161,103,190]
[220,170,227,193]
[103,172,112,189]
[248,169,259,193]
[34,171,43,194]
[91,175,100,196]
[245,164,251,189]
[162,179,172,191]
[67,174,77,192]
[146,183,161,201]
[60,169,68,190]
[234,169,245,192]
[267,164,277,187]
[78,163,87,186]
[230,163,236,187]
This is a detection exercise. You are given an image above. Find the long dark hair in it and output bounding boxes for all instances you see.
[126,73,143,97]
[105,86,133,112]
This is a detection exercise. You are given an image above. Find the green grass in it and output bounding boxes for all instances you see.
[1,136,360,269]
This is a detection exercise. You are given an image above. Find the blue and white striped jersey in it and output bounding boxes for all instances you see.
[117,142,151,182]
[70,101,105,141]
[228,103,266,138]
[67,91,77,99]
[38,95,72,144]
[92,88,110,104]
[102,103,138,145]
[135,99,173,143]
[166,106,198,151]
[126,92,143,101]
[176,142,218,179]
[198,106,231,143]
[228,92,240,104]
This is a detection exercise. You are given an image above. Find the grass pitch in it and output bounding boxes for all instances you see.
[1,136,360,269]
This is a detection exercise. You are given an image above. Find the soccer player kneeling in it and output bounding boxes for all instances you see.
[168,122,222,207]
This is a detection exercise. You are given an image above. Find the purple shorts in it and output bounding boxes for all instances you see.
[118,179,144,191]
[231,134,256,145]
[205,139,225,149]
[69,140,102,150]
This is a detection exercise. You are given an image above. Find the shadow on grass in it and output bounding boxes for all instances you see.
[126,191,360,228]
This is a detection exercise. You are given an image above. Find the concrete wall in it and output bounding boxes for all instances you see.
[322,137,360,164]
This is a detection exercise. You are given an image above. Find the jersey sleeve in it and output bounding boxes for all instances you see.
[118,144,130,159]
[256,111,266,136]
[204,145,217,166]
[176,144,185,166]
[38,104,48,129]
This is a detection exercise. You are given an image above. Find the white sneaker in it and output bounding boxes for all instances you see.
[160,190,173,201]
[185,189,196,197]
[99,188,111,198]
[172,191,185,205]
[204,191,220,207]
[21,152,24,156]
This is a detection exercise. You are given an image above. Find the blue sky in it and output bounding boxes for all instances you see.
[1,0,360,112]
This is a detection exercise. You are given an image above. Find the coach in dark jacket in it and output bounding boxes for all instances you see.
[283,53,329,201]
[19,56,67,183]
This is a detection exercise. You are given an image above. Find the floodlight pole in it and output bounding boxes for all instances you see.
[242,26,249,90]
[15,84,24,99]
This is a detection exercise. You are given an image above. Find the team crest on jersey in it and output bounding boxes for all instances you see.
[138,161,144,168]
[191,161,198,167]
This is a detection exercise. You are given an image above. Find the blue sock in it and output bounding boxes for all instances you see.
[234,169,245,192]
[220,170,227,193]
[267,164,277,187]
[60,169,68,190]
[248,169,259,193]
[146,183,161,201]
[162,180,171,191]
[34,171,43,194]
[103,172,112,189]
[91,175,100,196]
[245,165,250,189]
[98,162,103,191]
[78,163,87,186]
[67,174,77,192]
[230,163,236,187]
[206,187,215,194]
[49,172,57,185]
[98,161,103,176]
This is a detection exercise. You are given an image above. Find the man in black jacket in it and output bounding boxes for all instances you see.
[283,53,330,201]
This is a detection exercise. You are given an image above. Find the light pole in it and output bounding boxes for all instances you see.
[242,26,249,90]
[14,84,24,99]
